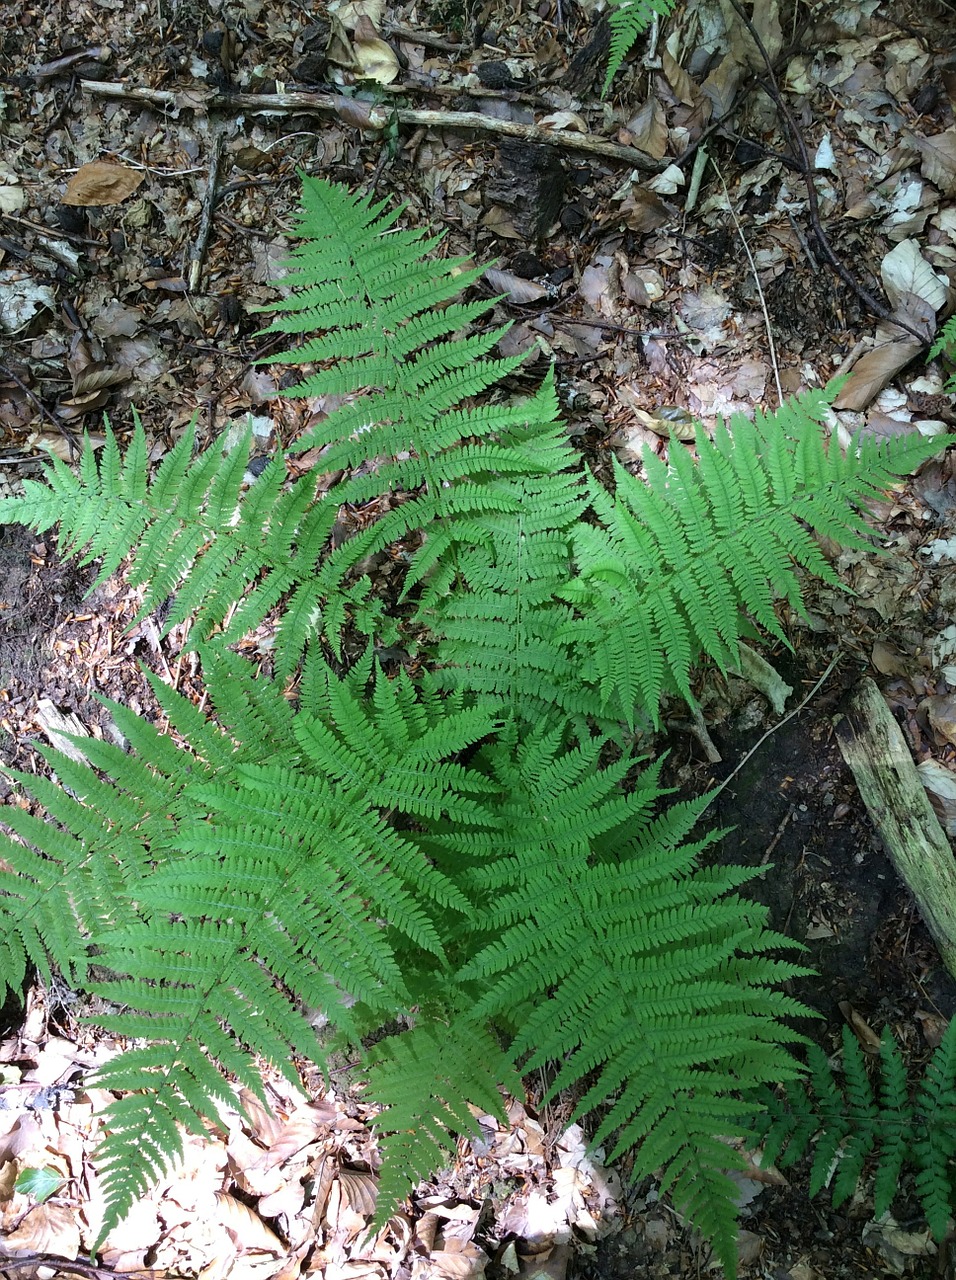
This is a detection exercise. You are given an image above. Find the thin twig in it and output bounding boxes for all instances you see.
[0,364,79,458]
[711,157,783,406]
[698,649,843,819]
[724,0,925,345]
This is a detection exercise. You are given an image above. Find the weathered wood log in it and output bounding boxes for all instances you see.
[834,676,956,982]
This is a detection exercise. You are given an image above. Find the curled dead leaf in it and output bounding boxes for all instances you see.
[484,268,548,304]
[62,161,145,207]
[632,405,699,441]
[831,338,924,410]
[332,94,389,132]
[352,16,400,84]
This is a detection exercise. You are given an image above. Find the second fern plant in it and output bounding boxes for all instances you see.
[0,176,949,1276]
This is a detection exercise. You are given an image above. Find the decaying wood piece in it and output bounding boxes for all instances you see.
[834,676,956,982]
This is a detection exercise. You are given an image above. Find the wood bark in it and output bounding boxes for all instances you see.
[835,677,956,982]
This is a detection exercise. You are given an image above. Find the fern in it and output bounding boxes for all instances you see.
[755,1023,956,1238]
[0,174,951,1274]
[559,398,942,725]
[2,415,337,673]
[367,1021,522,1226]
[603,0,676,94]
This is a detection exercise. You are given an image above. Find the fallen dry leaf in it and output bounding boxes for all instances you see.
[352,17,399,85]
[832,339,924,410]
[919,128,956,196]
[62,161,145,206]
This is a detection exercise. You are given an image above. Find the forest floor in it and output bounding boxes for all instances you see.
[2,0,956,1276]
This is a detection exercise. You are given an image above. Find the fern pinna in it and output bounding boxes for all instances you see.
[753,1022,956,1240]
[602,0,676,94]
[0,176,950,1274]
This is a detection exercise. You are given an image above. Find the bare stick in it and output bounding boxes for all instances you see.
[188,126,225,293]
[80,80,661,170]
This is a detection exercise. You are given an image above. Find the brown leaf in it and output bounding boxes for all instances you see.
[72,362,129,398]
[661,48,699,106]
[62,161,145,207]
[871,640,911,677]
[838,1001,882,1055]
[924,694,956,747]
[484,268,548,304]
[617,184,675,233]
[332,94,388,131]
[623,98,668,159]
[831,338,923,410]
[919,129,956,196]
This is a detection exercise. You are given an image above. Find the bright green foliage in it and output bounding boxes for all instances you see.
[755,1023,956,1239]
[0,175,951,1273]
[367,1022,522,1225]
[931,314,956,392]
[0,415,337,674]
[560,397,939,724]
[603,0,676,94]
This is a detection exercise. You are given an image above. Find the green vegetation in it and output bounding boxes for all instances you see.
[0,176,950,1274]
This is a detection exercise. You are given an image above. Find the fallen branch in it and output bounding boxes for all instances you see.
[188,125,225,292]
[834,677,956,983]
[79,80,661,171]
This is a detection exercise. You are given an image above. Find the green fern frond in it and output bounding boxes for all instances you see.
[368,1021,521,1225]
[753,1022,956,1240]
[560,391,953,724]
[603,0,676,94]
[0,414,337,673]
[448,726,811,1270]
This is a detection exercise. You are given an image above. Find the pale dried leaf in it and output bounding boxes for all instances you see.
[256,1101,339,1170]
[62,162,145,207]
[924,694,956,747]
[831,339,923,410]
[539,111,588,132]
[215,1191,284,1252]
[918,759,956,837]
[338,1167,378,1218]
[484,269,548,304]
[919,129,956,196]
[352,18,399,85]
[2,1203,81,1256]
[881,239,949,311]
